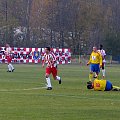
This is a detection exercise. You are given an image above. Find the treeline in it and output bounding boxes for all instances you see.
[0,0,120,56]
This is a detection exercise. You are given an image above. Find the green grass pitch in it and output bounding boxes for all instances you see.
[0,64,120,120]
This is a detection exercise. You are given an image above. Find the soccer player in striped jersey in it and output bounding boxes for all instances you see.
[5,44,15,72]
[42,47,61,90]
[98,44,106,78]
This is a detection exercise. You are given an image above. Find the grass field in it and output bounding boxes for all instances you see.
[0,63,120,120]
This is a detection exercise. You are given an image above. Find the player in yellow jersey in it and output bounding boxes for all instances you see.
[87,79,120,91]
[87,46,102,83]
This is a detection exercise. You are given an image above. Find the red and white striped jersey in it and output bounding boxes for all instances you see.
[5,47,12,56]
[98,49,106,63]
[44,52,57,67]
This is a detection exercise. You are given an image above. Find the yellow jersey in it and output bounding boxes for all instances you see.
[88,51,102,66]
[93,79,106,91]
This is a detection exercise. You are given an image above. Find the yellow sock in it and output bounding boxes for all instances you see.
[89,73,93,81]
[113,86,120,90]
[97,74,100,79]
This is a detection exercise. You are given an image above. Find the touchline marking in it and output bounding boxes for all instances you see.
[0,91,120,102]
[0,87,47,92]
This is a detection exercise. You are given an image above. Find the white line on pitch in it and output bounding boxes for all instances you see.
[0,87,47,92]
[0,92,120,102]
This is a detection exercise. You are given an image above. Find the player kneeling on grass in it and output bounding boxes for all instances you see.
[42,47,61,90]
[87,79,120,91]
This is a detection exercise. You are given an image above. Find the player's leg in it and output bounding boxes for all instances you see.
[93,72,97,78]
[89,71,93,83]
[96,72,100,79]
[7,63,12,72]
[88,64,94,83]
[9,63,14,72]
[102,63,105,78]
[105,80,120,91]
[95,64,100,79]
[112,86,120,91]
[9,57,15,72]
[45,68,52,90]
[7,57,12,72]
[52,67,61,84]
[105,80,113,91]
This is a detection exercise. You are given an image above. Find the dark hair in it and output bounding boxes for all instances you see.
[45,47,50,51]
[100,44,103,50]
[87,84,93,89]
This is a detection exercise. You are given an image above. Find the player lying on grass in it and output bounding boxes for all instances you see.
[87,79,120,91]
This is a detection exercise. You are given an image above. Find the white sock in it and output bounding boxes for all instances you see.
[8,64,12,71]
[9,64,14,70]
[46,77,52,87]
[56,76,61,81]
[102,69,105,77]
[94,73,97,77]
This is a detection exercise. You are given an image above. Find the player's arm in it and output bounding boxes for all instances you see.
[42,56,45,68]
[99,54,102,68]
[50,53,57,65]
[87,54,92,65]
[103,50,106,59]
